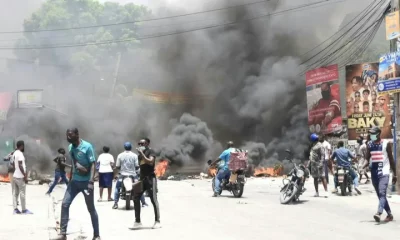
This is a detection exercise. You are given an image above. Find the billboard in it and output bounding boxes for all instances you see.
[378,52,400,95]
[306,64,342,134]
[17,89,43,108]
[345,63,392,140]
[385,11,400,40]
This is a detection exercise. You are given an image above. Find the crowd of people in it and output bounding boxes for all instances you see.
[3,128,161,240]
[307,126,397,222]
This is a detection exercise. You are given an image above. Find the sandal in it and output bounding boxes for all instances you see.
[97,199,102,202]
[108,198,114,202]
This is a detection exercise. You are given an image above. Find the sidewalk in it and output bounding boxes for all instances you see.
[0,182,56,240]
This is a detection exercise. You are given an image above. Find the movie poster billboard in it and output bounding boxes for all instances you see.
[306,64,342,135]
[377,51,400,95]
[345,63,392,140]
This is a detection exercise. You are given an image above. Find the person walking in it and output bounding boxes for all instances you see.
[319,135,331,184]
[12,140,33,214]
[356,136,370,184]
[46,148,71,195]
[365,126,397,222]
[58,128,100,240]
[97,146,114,202]
[309,134,329,198]
[132,138,161,229]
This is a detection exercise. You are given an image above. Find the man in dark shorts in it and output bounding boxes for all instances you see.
[132,138,161,229]
[309,133,329,198]
[46,148,71,195]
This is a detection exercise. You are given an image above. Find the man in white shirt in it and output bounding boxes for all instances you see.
[319,135,332,184]
[97,146,115,201]
[12,140,33,214]
[112,142,139,209]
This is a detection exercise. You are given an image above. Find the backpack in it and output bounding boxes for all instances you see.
[228,148,248,171]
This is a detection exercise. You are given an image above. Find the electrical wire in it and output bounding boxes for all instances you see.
[301,0,386,66]
[0,0,347,50]
[0,0,273,34]
[300,0,377,58]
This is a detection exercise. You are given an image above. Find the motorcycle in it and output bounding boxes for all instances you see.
[117,175,134,210]
[280,150,309,204]
[207,160,246,198]
[334,165,354,196]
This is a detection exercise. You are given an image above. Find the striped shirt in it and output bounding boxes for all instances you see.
[368,140,390,177]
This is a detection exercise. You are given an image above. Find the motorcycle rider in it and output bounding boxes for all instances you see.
[308,133,329,197]
[112,142,139,210]
[330,141,361,195]
[210,141,235,197]
[364,126,397,222]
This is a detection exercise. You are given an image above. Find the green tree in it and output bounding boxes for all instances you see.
[15,0,150,75]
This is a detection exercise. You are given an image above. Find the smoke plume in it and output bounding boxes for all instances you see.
[0,0,367,173]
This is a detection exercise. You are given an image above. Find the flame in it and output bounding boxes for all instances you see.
[208,168,217,177]
[0,174,10,183]
[254,166,283,177]
[155,160,169,177]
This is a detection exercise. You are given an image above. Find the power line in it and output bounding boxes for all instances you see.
[0,0,347,50]
[300,0,377,57]
[0,0,345,48]
[0,0,273,34]
[301,0,387,68]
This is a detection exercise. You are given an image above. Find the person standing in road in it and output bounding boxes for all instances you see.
[132,138,161,229]
[112,142,139,209]
[309,134,329,198]
[97,146,114,202]
[58,128,100,240]
[356,136,370,184]
[364,126,397,222]
[319,135,331,184]
[12,140,33,214]
[46,148,71,195]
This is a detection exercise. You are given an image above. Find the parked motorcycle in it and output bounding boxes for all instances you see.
[117,176,134,210]
[207,160,246,198]
[280,150,309,204]
[335,165,353,196]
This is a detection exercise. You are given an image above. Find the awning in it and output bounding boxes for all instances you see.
[0,92,12,121]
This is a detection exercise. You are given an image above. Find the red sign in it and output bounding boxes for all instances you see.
[305,65,342,134]
[0,92,12,121]
[305,65,339,86]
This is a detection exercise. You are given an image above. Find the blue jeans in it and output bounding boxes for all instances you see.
[114,176,146,205]
[60,180,99,237]
[334,167,359,188]
[214,169,231,193]
[371,174,391,215]
[47,170,69,194]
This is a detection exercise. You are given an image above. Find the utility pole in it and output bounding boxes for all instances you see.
[110,52,121,99]
[389,0,400,193]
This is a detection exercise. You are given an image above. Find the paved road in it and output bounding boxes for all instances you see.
[1,177,400,240]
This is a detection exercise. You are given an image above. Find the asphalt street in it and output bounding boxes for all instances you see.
[1,176,400,240]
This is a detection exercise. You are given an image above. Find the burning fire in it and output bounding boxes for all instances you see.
[0,174,10,183]
[254,166,283,177]
[155,160,169,177]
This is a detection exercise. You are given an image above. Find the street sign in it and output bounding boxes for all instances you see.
[378,78,400,94]
[17,89,43,108]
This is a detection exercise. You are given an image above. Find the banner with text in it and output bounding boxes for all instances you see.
[346,63,392,140]
[385,10,400,40]
[378,51,400,95]
[306,64,342,135]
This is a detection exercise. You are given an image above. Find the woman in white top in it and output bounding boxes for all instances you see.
[97,146,115,202]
